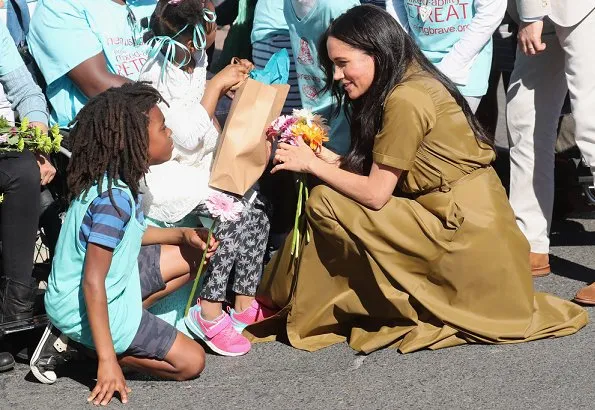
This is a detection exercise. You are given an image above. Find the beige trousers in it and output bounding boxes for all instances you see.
[507,10,595,253]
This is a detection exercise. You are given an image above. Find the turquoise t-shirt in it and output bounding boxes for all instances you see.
[27,0,157,127]
[0,23,24,76]
[284,0,360,155]
[251,0,288,43]
[403,0,492,96]
[45,182,146,354]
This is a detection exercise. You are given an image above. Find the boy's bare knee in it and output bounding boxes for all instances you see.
[175,346,205,380]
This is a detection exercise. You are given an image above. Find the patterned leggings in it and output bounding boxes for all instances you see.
[196,194,270,302]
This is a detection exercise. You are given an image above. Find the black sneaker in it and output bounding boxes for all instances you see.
[30,323,78,384]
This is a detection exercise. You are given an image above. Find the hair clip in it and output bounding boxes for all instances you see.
[168,0,183,4]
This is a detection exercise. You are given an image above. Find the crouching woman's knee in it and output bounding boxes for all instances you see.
[305,185,343,224]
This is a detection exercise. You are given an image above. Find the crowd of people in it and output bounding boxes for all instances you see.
[0,0,593,406]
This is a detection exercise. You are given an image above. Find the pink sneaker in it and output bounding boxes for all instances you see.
[185,304,251,356]
[229,299,275,333]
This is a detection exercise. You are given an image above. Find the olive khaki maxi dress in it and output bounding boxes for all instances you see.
[247,73,588,353]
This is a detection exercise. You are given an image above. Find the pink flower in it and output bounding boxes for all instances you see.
[270,115,297,134]
[278,126,298,146]
[205,191,244,222]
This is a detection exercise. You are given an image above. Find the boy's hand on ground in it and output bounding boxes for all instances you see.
[88,358,131,406]
[182,228,219,259]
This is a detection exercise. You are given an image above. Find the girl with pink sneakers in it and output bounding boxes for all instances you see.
[140,0,271,356]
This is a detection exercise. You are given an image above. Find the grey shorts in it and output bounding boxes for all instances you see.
[124,245,177,360]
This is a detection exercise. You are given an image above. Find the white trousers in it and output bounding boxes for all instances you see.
[507,10,595,253]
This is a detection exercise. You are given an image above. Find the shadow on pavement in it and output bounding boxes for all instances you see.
[550,254,595,283]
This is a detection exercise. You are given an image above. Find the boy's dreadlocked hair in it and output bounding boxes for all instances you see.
[143,0,210,43]
[66,82,166,207]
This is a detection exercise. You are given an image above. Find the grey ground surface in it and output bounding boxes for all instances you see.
[3,233,594,409]
[3,77,594,410]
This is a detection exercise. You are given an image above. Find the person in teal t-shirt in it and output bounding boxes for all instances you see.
[252,0,300,114]
[30,83,218,406]
[27,0,158,127]
[387,0,506,112]
[284,0,360,155]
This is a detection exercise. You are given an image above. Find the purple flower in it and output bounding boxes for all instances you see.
[270,115,297,134]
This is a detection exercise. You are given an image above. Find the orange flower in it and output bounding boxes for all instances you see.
[290,122,329,152]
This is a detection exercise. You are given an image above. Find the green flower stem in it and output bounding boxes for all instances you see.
[295,180,303,258]
[304,185,310,243]
[184,224,216,316]
[292,177,304,257]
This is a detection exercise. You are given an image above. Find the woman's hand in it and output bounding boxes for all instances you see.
[212,63,250,95]
[88,358,130,406]
[316,146,341,167]
[182,227,219,260]
[271,137,318,174]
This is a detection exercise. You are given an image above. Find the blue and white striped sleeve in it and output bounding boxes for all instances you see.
[79,189,133,250]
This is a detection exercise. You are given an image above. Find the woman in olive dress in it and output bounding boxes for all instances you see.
[247,5,587,353]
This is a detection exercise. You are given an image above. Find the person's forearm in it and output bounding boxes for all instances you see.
[317,146,342,166]
[437,0,506,85]
[200,80,224,119]
[142,226,186,246]
[308,158,385,209]
[516,0,551,22]
[68,53,131,99]
[0,65,49,124]
[79,73,129,99]
[83,279,117,362]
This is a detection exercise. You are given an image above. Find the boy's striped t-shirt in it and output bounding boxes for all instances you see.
[78,188,144,250]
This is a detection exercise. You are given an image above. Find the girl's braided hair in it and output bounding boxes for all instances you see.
[66,82,166,207]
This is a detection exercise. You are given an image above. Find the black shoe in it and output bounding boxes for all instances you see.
[30,323,78,384]
[0,277,37,323]
[0,351,15,372]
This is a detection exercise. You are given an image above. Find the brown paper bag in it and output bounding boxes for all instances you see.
[209,79,290,196]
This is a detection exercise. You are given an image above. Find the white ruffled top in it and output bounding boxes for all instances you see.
[139,52,219,224]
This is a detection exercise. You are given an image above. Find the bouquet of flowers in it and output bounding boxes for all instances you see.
[0,117,63,203]
[266,109,329,258]
[0,116,62,155]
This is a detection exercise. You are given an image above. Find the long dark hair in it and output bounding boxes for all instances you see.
[319,5,492,175]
